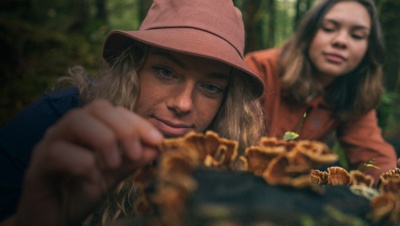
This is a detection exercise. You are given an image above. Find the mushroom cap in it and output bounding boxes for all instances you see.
[295,140,338,164]
[244,146,281,176]
[285,149,313,173]
[327,166,352,186]
[350,170,374,187]
[263,155,312,188]
[370,193,398,223]
[310,169,329,185]
[379,177,400,195]
[380,168,400,183]
[203,131,239,167]
[258,136,296,153]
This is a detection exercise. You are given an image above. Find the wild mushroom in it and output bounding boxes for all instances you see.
[327,166,352,186]
[310,169,329,185]
[350,170,374,187]
[244,146,281,176]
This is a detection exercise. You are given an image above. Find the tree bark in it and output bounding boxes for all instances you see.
[378,0,400,92]
[266,0,275,48]
[95,0,107,24]
[69,0,90,34]
[244,0,260,53]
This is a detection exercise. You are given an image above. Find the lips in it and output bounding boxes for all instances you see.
[151,117,194,137]
[323,52,347,64]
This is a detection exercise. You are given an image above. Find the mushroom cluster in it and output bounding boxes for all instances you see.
[130,132,399,225]
[132,131,239,225]
[242,137,339,188]
[310,167,374,187]
[311,166,400,225]
[369,168,400,224]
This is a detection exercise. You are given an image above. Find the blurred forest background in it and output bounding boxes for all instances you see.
[0,0,399,153]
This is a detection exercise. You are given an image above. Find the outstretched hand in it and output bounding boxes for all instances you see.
[14,100,163,226]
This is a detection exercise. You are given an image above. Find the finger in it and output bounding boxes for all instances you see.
[116,146,159,179]
[120,145,159,168]
[116,106,164,146]
[44,108,120,168]
[115,107,164,159]
[81,100,163,167]
[33,141,100,183]
[85,100,145,161]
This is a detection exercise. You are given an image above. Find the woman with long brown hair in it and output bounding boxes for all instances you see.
[245,0,397,183]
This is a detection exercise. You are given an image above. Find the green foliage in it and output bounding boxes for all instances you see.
[283,131,299,140]
[331,142,348,169]
[0,0,149,127]
[358,159,380,170]
[378,0,400,93]
[377,90,400,136]
[107,0,141,30]
[0,0,104,127]
[0,29,101,126]
[235,0,301,51]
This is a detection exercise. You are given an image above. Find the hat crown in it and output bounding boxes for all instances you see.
[140,0,244,57]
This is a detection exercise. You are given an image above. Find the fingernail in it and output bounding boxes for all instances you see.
[150,129,164,142]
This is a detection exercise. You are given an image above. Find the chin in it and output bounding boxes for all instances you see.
[319,67,347,78]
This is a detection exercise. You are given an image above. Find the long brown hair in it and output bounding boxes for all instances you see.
[279,0,385,121]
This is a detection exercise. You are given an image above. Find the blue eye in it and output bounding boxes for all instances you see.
[202,83,224,94]
[154,66,173,78]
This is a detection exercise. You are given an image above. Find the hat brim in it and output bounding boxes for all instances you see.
[102,29,264,98]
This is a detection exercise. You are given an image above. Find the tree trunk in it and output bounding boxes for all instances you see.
[378,0,400,92]
[294,0,314,29]
[243,0,262,53]
[294,0,301,29]
[69,0,90,34]
[95,0,107,24]
[267,0,275,48]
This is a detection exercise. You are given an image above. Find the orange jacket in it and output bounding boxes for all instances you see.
[245,48,397,181]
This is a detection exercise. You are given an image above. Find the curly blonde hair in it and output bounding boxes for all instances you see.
[60,43,264,224]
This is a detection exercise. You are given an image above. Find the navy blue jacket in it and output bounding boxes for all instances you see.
[0,87,80,221]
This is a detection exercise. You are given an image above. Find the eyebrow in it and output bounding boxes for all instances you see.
[151,50,230,81]
[323,19,370,31]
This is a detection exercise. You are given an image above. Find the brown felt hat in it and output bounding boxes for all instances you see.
[102,0,265,98]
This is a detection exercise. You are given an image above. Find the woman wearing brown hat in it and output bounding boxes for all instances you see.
[0,0,265,225]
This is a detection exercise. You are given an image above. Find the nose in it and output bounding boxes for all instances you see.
[167,82,194,116]
[332,30,348,49]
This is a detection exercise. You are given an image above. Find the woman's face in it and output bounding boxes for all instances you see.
[308,1,371,86]
[135,48,231,138]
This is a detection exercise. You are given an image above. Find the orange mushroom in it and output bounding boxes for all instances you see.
[327,166,352,186]
[350,170,374,187]
[310,169,329,185]
[244,146,281,176]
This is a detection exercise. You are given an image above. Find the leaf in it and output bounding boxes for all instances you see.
[283,131,299,141]
[359,159,380,170]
